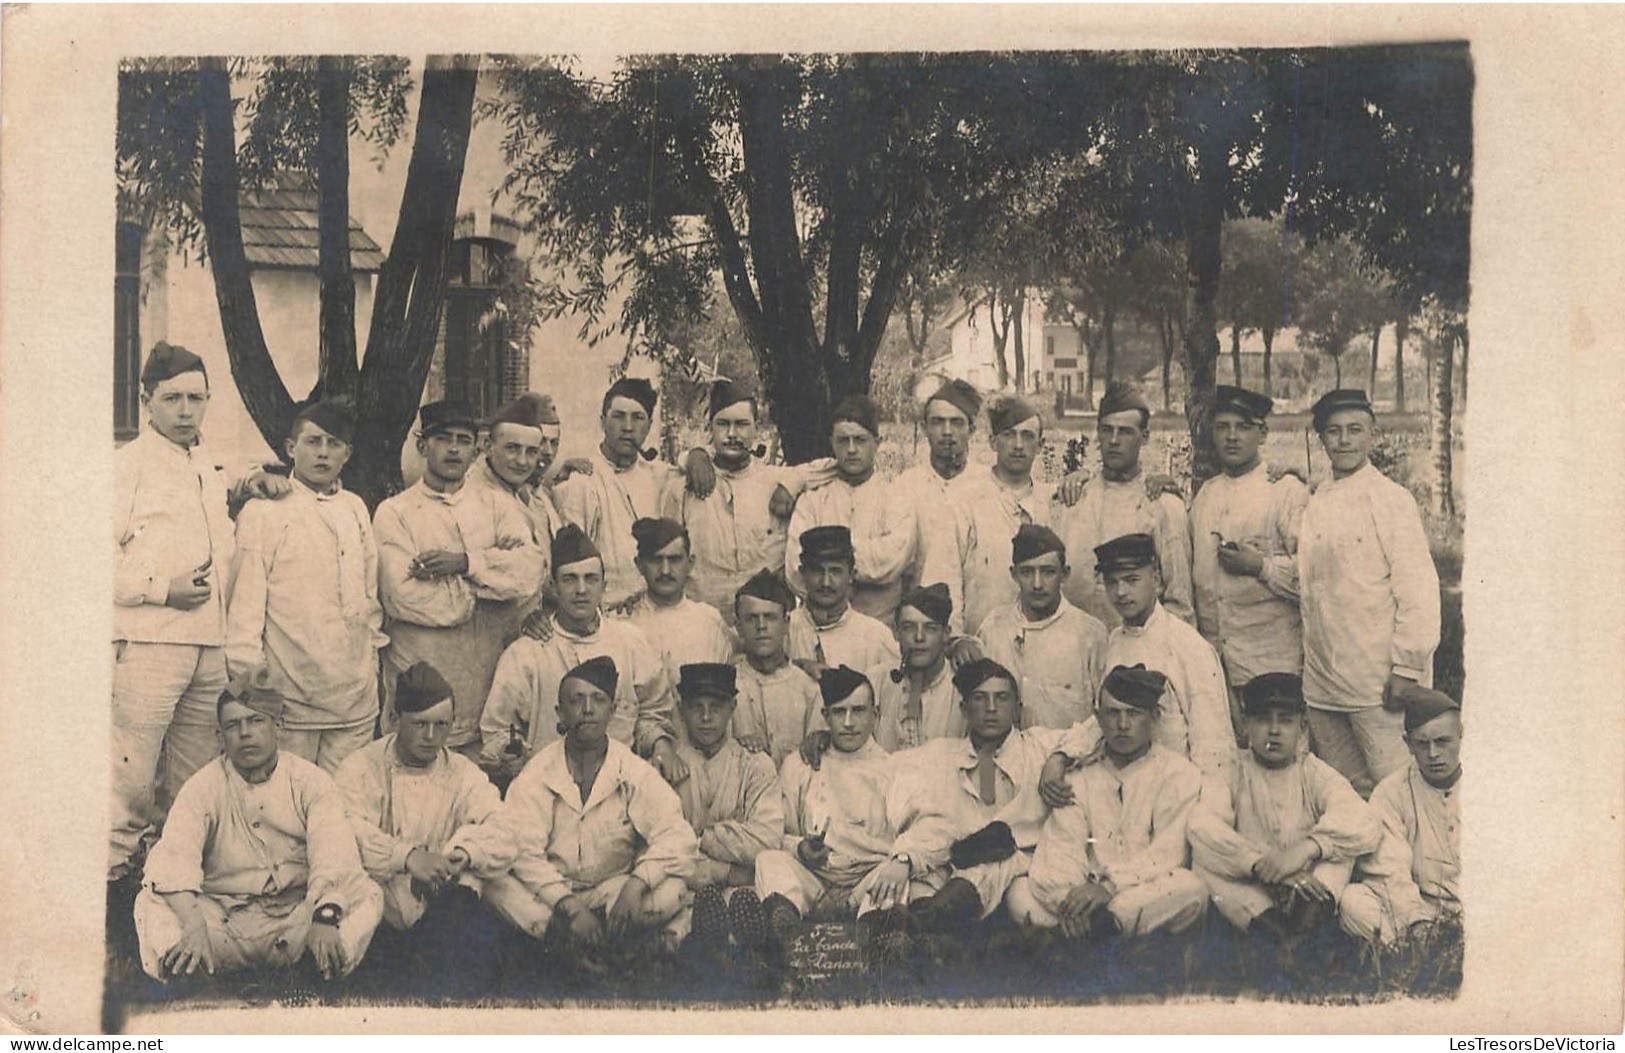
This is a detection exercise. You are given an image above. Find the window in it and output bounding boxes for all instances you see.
[1053,357,1079,370]
[442,238,514,420]
[114,223,144,439]
[1045,335,1055,359]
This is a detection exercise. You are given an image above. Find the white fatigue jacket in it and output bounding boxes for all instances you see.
[1357,763,1462,926]
[787,472,919,623]
[1105,602,1236,790]
[778,739,901,886]
[1054,473,1195,628]
[977,601,1110,732]
[625,595,737,689]
[1189,749,1383,881]
[465,458,560,605]
[490,739,698,908]
[661,457,833,621]
[1189,463,1308,685]
[787,605,900,675]
[114,428,236,645]
[924,469,1059,636]
[1027,742,1202,906]
[335,736,512,928]
[478,615,677,772]
[672,737,785,887]
[1298,462,1441,712]
[374,480,546,746]
[554,450,682,609]
[226,480,385,729]
[145,753,365,910]
[730,659,821,770]
[887,722,1102,875]
[873,661,964,753]
[893,461,973,597]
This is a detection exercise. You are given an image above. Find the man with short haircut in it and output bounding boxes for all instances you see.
[1008,665,1207,942]
[1054,381,1194,627]
[874,584,964,751]
[482,657,698,960]
[335,663,511,934]
[895,380,982,599]
[976,524,1109,731]
[374,400,545,759]
[669,663,786,950]
[756,666,922,945]
[1096,533,1233,790]
[1189,673,1383,939]
[787,394,917,624]
[479,525,682,783]
[134,672,383,983]
[113,343,289,881]
[1188,386,1308,717]
[1299,389,1441,795]
[663,380,834,624]
[467,391,567,592]
[730,569,822,769]
[885,658,1098,937]
[625,517,736,685]
[787,525,902,678]
[227,399,385,774]
[1340,689,1463,946]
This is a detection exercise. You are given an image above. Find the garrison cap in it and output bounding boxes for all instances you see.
[988,395,1042,436]
[292,398,355,444]
[1100,664,1169,711]
[1098,381,1152,420]
[953,656,1018,700]
[395,661,454,714]
[1011,523,1067,566]
[219,667,285,721]
[551,523,602,573]
[491,392,558,429]
[1400,684,1462,733]
[605,377,658,415]
[818,665,873,708]
[141,341,209,390]
[735,568,797,612]
[631,517,688,560]
[561,655,619,700]
[831,394,881,437]
[707,379,755,421]
[924,378,982,422]
[899,583,952,628]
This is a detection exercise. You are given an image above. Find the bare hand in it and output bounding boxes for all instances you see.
[768,483,796,520]
[160,922,216,979]
[166,563,213,610]
[1057,470,1088,507]
[1283,870,1334,903]
[651,739,688,785]
[1215,540,1266,578]
[447,847,471,877]
[684,448,717,499]
[1058,881,1114,939]
[791,658,824,683]
[736,731,770,755]
[306,922,345,980]
[1039,753,1075,809]
[410,549,469,579]
[606,876,651,938]
[869,859,911,908]
[241,469,295,501]
[562,898,604,947]
[796,835,832,871]
[1144,473,1182,501]
[521,608,556,642]
[1253,840,1320,885]
[947,637,984,670]
[406,847,458,892]
[1267,463,1306,485]
[554,458,594,484]
[1383,673,1419,712]
[798,729,832,771]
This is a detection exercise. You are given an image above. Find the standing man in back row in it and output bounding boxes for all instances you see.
[1298,389,1440,796]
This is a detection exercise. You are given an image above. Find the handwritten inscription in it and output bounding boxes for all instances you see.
[788,923,866,981]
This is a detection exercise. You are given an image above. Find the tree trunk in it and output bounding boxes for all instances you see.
[316,55,358,405]
[1367,324,1381,401]
[1458,327,1469,406]
[351,55,479,509]
[1073,319,1097,410]
[1393,315,1408,413]
[1179,148,1226,488]
[986,292,1012,390]
[1011,290,1027,393]
[1102,303,1117,386]
[1430,327,1456,518]
[1230,323,1243,386]
[197,57,295,455]
[1160,314,1175,409]
[1261,326,1276,397]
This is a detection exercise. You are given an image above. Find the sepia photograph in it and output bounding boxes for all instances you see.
[2,3,1622,1039]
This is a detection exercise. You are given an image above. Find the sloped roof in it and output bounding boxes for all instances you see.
[239,183,385,272]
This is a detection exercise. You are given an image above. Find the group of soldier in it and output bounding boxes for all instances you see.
[110,338,1461,995]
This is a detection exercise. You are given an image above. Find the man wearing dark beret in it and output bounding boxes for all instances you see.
[479,524,683,785]
[786,525,902,679]
[625,517,736,690]
[666,380,837,625]
[481,656,698,963]
[1299,388,1440,796]
[975,525,1109,731]
[134,670,385,984]
[786,393,918,625]
[667,662,786,955]
[730,569,823,769]
[1053,380,1194,629]
[874,583,964,751]
[1189,385,1309,733]
[1012,665,1208,943]
[226,398,384,775]
[374,400,545,762]
[111,342,296,884]
[884,657,1103,943]
[1190,673,1382,942]
[1098,532,1236,790]
[1342,688,1463,946]
[333,663,512,990]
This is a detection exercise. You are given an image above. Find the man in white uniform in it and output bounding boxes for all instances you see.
[730,569,823,769]
[874,584,964,752]
[786,525,901,678]
[624,517,736,685]
[893,379,982,600]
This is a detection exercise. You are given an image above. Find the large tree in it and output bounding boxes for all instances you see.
[118,55,478,508]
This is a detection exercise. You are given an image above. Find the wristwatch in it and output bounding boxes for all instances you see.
[313,903,344,927]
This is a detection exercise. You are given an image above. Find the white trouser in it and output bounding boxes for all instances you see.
[1007,870,1209,937]
[279,721,376,775]
[481,872,687,940]
[1307,706,1409,797]
[754,850,934,919]
[1195,858,1353,931]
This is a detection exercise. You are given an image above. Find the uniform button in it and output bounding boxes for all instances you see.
[252,821,261,828]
